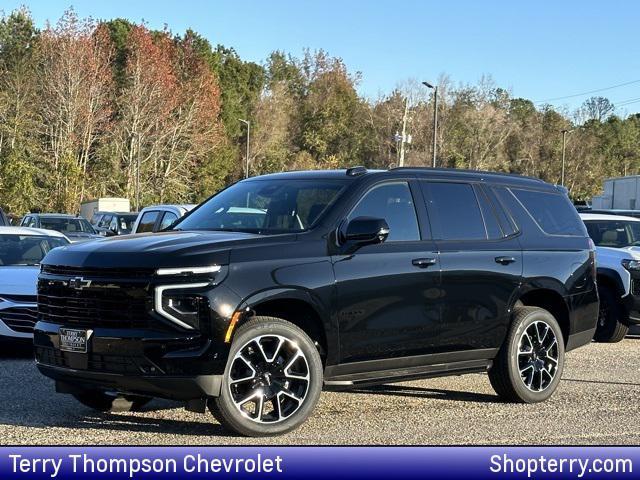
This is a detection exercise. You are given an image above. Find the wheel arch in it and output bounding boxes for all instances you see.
[597,267,626,297]
[515,288,571,346]
[235,288,333,365]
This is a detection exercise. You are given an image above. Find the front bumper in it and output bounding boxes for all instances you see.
[39,364,223,400]
[34,321,230,400]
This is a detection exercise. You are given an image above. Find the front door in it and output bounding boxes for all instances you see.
[332,180,442,364]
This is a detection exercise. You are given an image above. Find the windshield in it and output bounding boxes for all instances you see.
[40,217,96,234]
[585,220,640,248]
[175,179,348,234]
[0,234,68,266]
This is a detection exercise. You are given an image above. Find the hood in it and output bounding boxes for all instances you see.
[595,245,640,262]
[0,266,40,296]
[41,230,295,269]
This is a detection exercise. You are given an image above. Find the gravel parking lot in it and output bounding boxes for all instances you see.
[1,337,639,445]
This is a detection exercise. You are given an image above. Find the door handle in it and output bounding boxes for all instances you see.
[412,258,437,268]
[495,256,516,265]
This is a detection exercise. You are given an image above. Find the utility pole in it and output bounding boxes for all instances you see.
[239,119,250,178]
[561,129,568,187]
[422,81,438,168]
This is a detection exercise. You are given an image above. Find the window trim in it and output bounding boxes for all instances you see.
[343,180,423,243]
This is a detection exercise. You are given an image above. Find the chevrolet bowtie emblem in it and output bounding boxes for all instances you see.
[68,276,92,290]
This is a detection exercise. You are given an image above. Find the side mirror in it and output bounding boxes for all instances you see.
[342,216,389,246]
[104,229,117,237]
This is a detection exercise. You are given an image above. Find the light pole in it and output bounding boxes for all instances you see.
[561,129,572,187]
[422,81,438,168]
[239,119,250,178]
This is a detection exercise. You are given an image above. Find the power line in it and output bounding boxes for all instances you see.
[615,97,640,107]
[536,79,640,104]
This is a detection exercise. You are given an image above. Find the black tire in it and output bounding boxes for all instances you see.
[72,391,152,412]
[593,286,629,343]
[489,306,565,403]
[209,316,323,437]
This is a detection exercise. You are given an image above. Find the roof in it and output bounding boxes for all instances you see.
[580,213,640,222]
[246,167,550,188]
[0,226,68,238]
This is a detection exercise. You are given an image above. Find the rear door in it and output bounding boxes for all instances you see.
[421,180,523,354]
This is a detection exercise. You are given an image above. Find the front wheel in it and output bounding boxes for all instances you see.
[209,316,323,437]
[72,390,152,412]
[489,306,565,403]
[593,286,629,343]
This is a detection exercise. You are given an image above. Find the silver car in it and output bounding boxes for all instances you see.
[0,227,70,340]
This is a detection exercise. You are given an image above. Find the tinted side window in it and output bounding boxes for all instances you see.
[158,212,178,231]
[137,211,159,233]
[423,182,487,240]
[486,186,519,236]
[475,186,503,239]
[348,182,420,242]
[511,188,586,236]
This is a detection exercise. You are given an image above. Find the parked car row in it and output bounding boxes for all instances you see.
[2,203,195,243]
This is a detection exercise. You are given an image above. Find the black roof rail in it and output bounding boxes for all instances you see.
[388,166,545,183]
[346,166,367,176]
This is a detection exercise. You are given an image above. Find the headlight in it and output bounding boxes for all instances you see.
[622,259,640,271]
[155,283,210,330]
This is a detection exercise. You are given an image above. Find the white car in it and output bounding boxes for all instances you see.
[580,213,640,341]
[131,204,196,234]
[0,227,70,340]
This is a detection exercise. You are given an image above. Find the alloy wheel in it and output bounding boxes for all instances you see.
[517,321,559,392]
[228,334,310,423]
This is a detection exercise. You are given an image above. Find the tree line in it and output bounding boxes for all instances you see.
[1,7,638,215]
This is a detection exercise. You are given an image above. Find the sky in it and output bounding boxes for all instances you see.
[3,0,640,114]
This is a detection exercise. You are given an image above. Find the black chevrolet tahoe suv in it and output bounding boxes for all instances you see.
[34,167,598,436]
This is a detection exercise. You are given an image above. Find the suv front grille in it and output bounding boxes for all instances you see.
[632,280,640,297]
[41,265,155,278]
[38,275,152,329]
[0,306,38,333]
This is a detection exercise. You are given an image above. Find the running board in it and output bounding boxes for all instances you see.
[323,359,492,390]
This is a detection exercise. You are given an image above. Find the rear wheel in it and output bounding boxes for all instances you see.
[209,316,323,437]
[489,306,565,403]
[72,390,152,412]
[593,285,629,343]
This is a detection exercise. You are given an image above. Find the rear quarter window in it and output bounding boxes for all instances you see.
[510,188,586,236]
